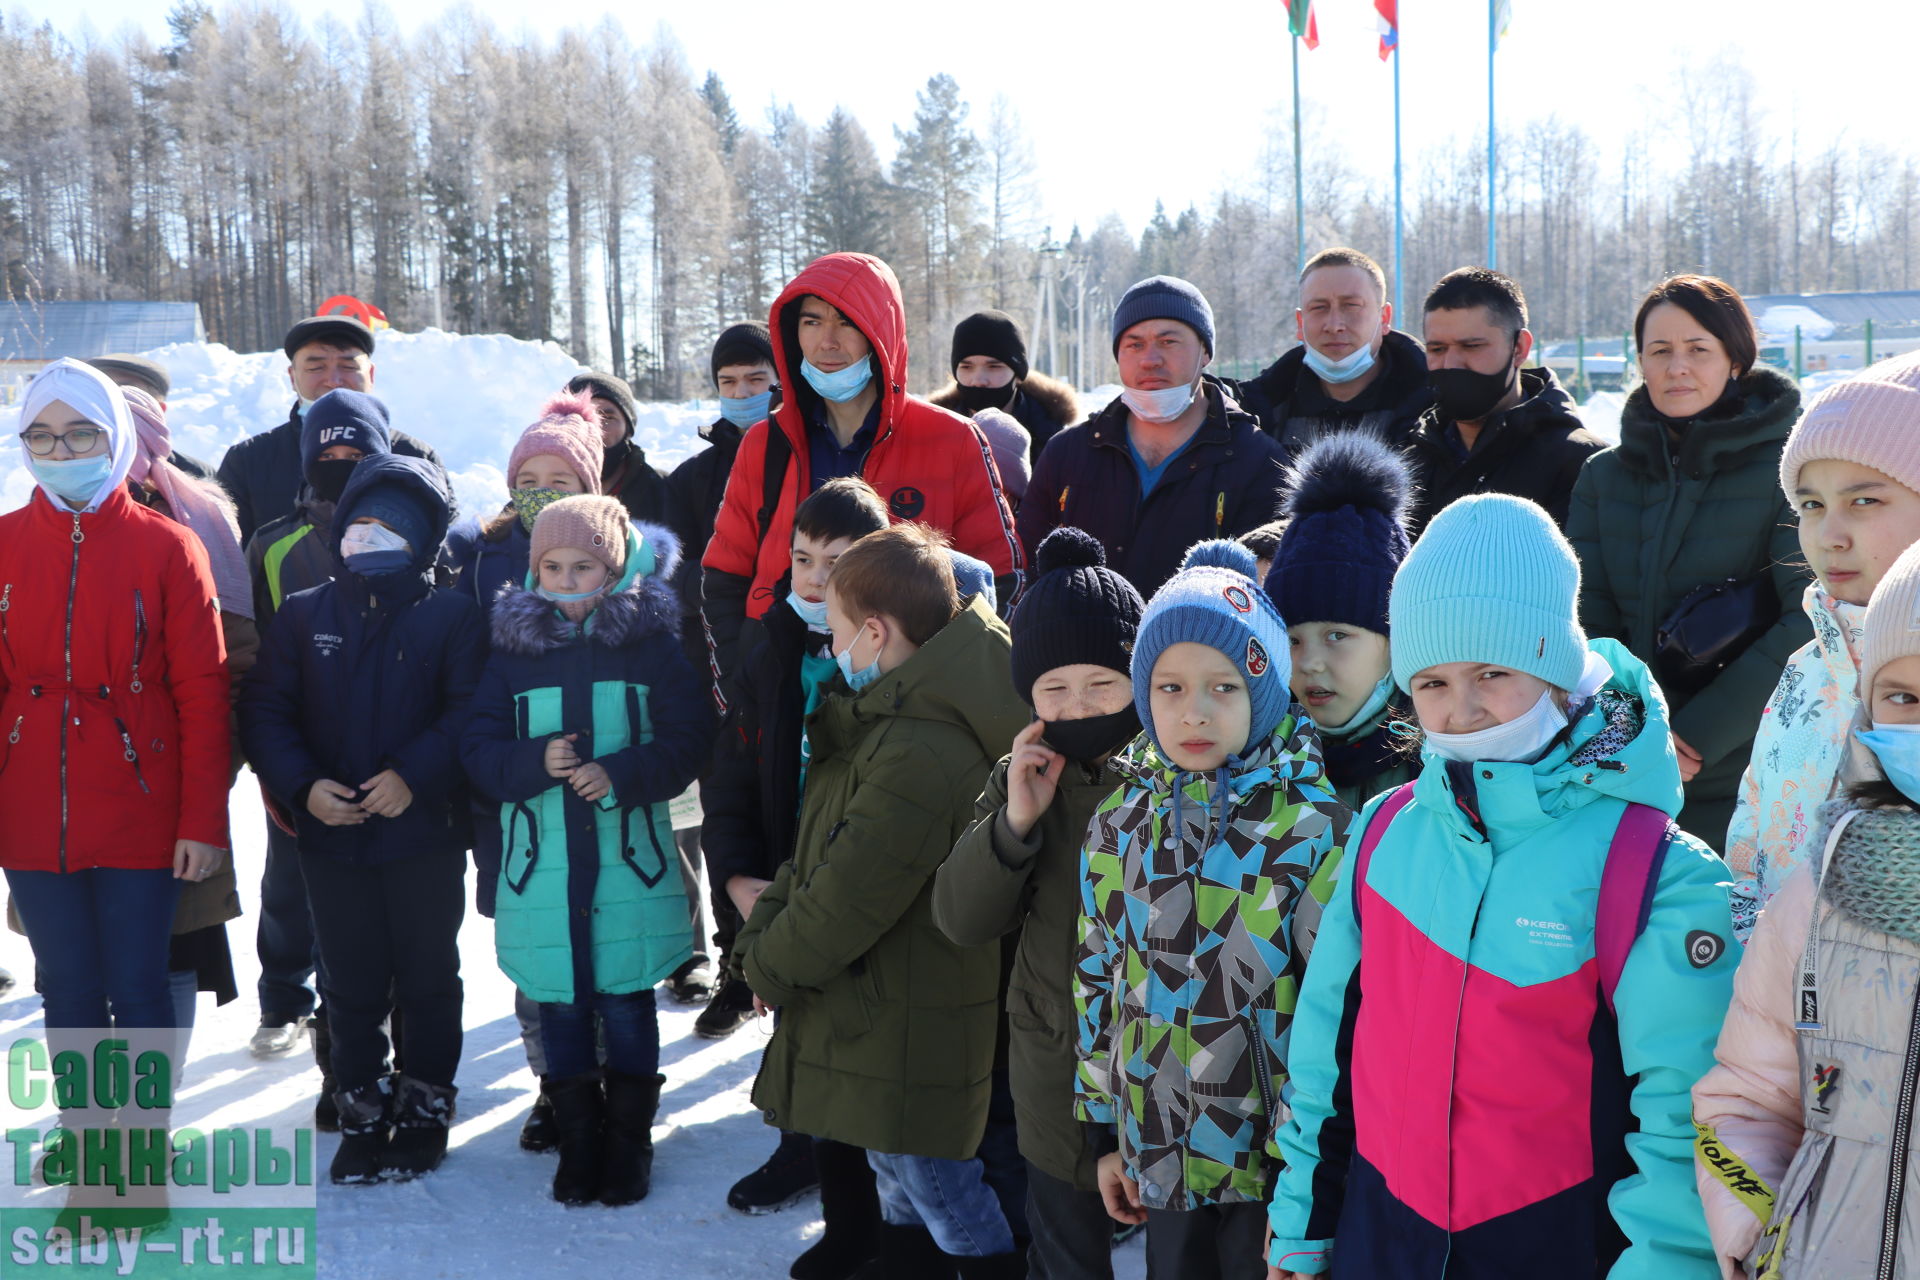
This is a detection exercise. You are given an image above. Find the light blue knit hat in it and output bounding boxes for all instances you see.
[1389,493,1587,694]
[1133,540,1293,758]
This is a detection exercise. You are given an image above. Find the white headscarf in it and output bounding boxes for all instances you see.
[18,358,137,514]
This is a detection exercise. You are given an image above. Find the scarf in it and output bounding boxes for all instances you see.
[123,387,254,620]
[1821,802,1920,948]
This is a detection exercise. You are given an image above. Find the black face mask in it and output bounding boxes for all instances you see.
[306,458,359,505]
[1039,705,1142,764]
[956,381,1017,415]
[1429,360,1518,424]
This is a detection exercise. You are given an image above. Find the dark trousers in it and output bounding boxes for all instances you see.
[539,989,660,1080]
[300,847,464,1092]
[6,867,180,1030]
[1142,1201,1267,1280]
[1025,1163,1115,1280]
[256,819,318,1024]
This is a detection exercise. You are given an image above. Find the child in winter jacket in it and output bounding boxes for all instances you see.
[1266,494,1739,1280]
[1267,431,1417,813]
[933,526,1148,1280]
[239,453,485,1186]
[734,522,1030,1277]
[1726,364,1920,940]
[1075,539,1350,1278]
[461,496,711,1208]
[1693,537,1920,1279]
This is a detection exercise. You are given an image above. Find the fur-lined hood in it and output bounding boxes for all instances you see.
[489,520,681,656]
[928,370,1079,428]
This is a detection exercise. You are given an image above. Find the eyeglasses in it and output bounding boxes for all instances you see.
[19,428,103,457]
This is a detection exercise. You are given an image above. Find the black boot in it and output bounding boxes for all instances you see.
[728,1129,819,1214]
[790,1139,880,1280]
[329,1081,391,1185]
[519,1088,558,1153]
[310,1012,338,1133]
[599,1071,663,1206]
[545,1074,604,1206]
[693,976,755,1040]
[381,1075,456,1180]
[854,1224,954,1279]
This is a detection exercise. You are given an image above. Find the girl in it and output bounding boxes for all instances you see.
[1693,537,1920,1279]
[1267,494,1737,1280]
[461,496,710,1207]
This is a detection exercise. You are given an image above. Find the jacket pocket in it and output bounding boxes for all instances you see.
[827,955,877,1040]
[618,804,671,888]
[502,802,540,895]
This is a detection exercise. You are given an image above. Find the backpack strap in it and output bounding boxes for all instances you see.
[1595,802,1675,1014]
[1351,783,1417,926]
[755,425,793,549]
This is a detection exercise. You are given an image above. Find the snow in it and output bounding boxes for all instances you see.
[1575,390,1625,446]
[1755,305,1836,342]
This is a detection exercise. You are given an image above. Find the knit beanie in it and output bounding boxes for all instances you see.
[1389,493,1587,694]
[709,322,777,386]
[530,495,631,578]
[509,390,605,495]
[1779,366,1920,501]
[1111,275,1215,356]
[300,388,392,466]
[1011,528,1146,703]
[950,310,1029,381]
[1133,540,1292,757]
[973,408,1032,505]
[1267,432,1412,636]
[565,371,637,437]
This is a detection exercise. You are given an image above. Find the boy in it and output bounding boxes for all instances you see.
[736,523,1030,1276]
[1075,540,1349,1277]
[239,453,485,1184]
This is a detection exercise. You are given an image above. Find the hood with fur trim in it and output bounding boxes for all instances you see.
[489,519,682,656]
[928,370,1080,429]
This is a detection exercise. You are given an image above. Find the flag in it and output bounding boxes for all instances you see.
[1376,0,1398,60]
[1493,0,1512,49]
[1286,0,1320,50]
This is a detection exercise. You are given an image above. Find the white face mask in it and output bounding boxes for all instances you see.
[787,589,830,631]
[1119,378,1199,423]
[340,523,411,556]
[1423,689,1569,764]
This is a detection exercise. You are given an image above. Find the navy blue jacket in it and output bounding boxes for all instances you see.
[444,513,532,625]
[1016,376,1289,599]
[239,455,485,864]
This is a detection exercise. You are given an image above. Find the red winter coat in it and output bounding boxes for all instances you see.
[700,253,1023,683]
[0,487,231,872]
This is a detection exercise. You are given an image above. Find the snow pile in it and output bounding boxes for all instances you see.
[1575,390,1626,446]
[1756,304,1836,342]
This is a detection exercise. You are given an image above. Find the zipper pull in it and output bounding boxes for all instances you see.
[70,514,83,545]
[8,716,20,745]
[2,584,11,614]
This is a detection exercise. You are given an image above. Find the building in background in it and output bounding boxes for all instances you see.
[0,300,206,400]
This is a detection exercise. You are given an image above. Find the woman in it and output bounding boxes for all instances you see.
[1567,275,1811,849]
[0,359,229,1034]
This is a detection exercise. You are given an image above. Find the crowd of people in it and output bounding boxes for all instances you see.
[2,241,1912,1280]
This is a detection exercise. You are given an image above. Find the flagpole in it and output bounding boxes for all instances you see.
[1292,32,1306,275]
[1392,23,1404,323]
[1486,0,1497,267]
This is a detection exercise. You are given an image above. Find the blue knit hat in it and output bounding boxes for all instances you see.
[1133,540,1292,758]
[1267,432,1412,636]
[1111,276,1215,357]
[1389,494,1587,694]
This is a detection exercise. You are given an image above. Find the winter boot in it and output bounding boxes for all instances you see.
[329,1080,392,1185]
[310,1012,339,1133]
[545,1073,604,1206]
[790,1139,881,1280]
[599,1071,663,1206]
[693,976,755,1040]
[663,955,715,1004]
[519,1088,558,1153]
[853,1224,954,1280]
[728,1129,819,1214]
[380,1075,456,1180]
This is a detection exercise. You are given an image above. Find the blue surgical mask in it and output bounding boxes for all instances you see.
[801,356,874,404]
[1862,722,1920,802]
[787,589,830,631]
[31,455,116,510]
[834,631,881,692]
[720,389,775,428]
[1302,341,1376,385]
[1119,379,1198,423]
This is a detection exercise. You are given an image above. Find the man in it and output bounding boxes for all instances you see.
[700,251,1023,697]
[85,354,218,479]
[929,309,1079,461]
[567,370,671,526]
[217,315,446,545]
[1225,247,1431,455]
[1019,275,1289,599]
[1404,267,1604,536]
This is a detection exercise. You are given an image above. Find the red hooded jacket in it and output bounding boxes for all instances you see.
[0,486,231,872]
[700,253,1023,685]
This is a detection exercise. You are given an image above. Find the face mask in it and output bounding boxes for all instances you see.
[1040,705,1142,763]
[1429,361,1518,423]
[340,522,412,575]
[720,389,774,428]
[1320,673,1397,738]
[1424,689,1568,764]
[30,455,115,510]
[1302,342,1376,386]
[956,382,1016,414]
[297,396,318,415]
[787,589,830,631]
[306,458,358,505]
[801,356,874,404]
[1119,379,1199,424]
[1861,722,1920,802]
[510,486,570,532]
[834,628,882,691]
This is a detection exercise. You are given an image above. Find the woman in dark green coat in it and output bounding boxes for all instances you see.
[1567,274,1812,849]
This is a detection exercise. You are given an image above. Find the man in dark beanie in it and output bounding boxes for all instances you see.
[566,370,671,526]
[1019,276,1288,599]
[930,310,1080,461]
[934,525,1147,1280]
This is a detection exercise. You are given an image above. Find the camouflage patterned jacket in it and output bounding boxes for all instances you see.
[1072,710,1350,1211]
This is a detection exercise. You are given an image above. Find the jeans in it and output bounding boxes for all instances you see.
[6,867,181,1029]
[256,819,318,1024]
[539,989,660,1080]
[867,1149,1017,1258]
[1025,1162,1114,1280]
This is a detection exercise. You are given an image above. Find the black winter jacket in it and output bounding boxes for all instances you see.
[217,403,446,546]
[666,418,744,673]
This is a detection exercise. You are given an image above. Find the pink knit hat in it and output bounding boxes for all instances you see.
[530,495,630,577]
[1779,359,1920,500]
[508,391,604,495]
